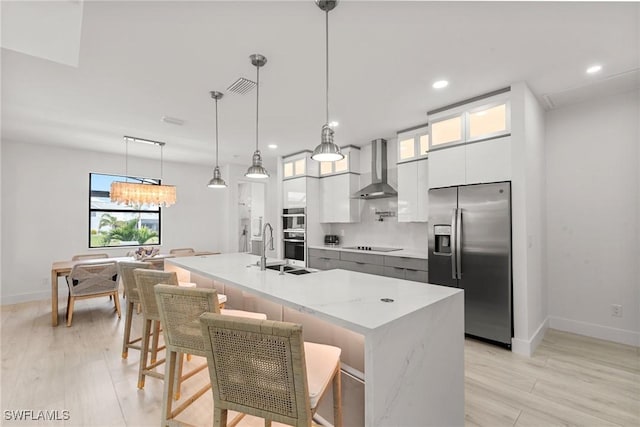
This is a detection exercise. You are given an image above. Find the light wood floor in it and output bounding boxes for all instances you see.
[1,297,638,426]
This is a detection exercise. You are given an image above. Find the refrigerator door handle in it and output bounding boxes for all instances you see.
[450,208,458,280]
[456,207,463,279]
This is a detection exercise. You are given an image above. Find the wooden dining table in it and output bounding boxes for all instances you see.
[50,255,172,326]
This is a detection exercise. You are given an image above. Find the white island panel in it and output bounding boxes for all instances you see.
[166,253,464,426]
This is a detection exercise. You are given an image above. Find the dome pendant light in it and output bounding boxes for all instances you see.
[312,0,344,162]
[208,91,227,188]
[245,54,270,179]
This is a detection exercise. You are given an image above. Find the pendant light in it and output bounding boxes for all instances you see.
[110,136,177,207]
[207,91,227,188]
[245,54,270,179]
[311,0,344,162]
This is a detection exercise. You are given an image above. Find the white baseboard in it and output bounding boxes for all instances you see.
[511,317,549,357]
[548,316,640,347]
[1,291,54,306]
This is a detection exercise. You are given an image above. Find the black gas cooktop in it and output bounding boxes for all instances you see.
[343,246,403,252]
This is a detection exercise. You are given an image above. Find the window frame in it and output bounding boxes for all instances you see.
[88,173,162,249]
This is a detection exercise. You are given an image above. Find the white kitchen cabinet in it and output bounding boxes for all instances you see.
[397,159,429,222]
[320,173,360,223]
[427,90,512,189]
[466,136,511,184]
[283,177,307,208]
[429,135,511,188]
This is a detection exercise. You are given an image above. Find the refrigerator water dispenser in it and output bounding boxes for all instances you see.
[434,225,452,254]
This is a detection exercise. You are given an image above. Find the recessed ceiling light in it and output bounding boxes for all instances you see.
[329,121,339,127]
[586,64,602,74]
[432,80,449,89]
[268,144,278,149]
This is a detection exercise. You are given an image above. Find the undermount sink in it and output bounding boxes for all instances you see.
[265,264,313,275]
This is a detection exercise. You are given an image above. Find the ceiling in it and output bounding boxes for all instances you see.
[2,1,639,168]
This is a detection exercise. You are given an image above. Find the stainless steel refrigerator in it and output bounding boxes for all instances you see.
[428,182,512,347]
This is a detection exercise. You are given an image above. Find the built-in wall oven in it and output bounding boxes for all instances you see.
[283,208,306,267]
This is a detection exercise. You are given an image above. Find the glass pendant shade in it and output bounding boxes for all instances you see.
[207,166,227,188]
[245,150,269,179]
[311,124,344,161]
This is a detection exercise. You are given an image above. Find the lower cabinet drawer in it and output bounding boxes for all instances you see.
[338,260,384,276]
[308,256,339,271]
[308,248,340,260]
[383,266,405,279]
[405,269,428,283]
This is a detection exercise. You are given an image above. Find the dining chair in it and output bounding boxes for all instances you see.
[199,313,343,427]
[134,269,179,389]
[169,248,196,257]
[71,253,109,261]
[65,261,121,326]
[154,284,267,426]
[117,261,152,359]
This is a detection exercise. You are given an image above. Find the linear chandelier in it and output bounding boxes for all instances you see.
[110,136,177,207]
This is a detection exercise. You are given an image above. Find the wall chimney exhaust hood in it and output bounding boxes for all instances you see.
[353,138,397,199]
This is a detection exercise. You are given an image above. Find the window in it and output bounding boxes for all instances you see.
[399,137,415,160]
[89,173,161,248]
[284,162,294,178]
[320,154,349,175]
[468,103,508,140]
[431,115,463,146]
[294,158,306,175]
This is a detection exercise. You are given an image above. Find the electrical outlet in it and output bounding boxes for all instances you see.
[611,304,623,317]
[340,229,345,237]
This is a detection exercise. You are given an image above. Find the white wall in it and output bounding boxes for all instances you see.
[0,140,277,304]
[510,82,548,355]
[545,89,639,346]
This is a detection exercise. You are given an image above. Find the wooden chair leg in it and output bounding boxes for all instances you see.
[138,318,152,389]
[122,301,134,359]
[113,291,122,318]
[66,296,75,327]
[213,407,228,427]
[150,320,161,364]
[174,353,184,400]
[161,350,178,427]
[332,367,343,427]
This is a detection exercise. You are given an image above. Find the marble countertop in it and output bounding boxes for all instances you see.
[167,253,458,335]
[308,244,428,260]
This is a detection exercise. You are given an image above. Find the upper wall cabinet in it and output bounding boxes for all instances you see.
[283,151,319,180]
[428,89,512,188]
[318,146,361,223]
[319,146,361,176]
[397,124,429,163]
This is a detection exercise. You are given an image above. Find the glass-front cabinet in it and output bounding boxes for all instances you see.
[427,89,512,188]
[396,124,429,222]
[397,124,429,163]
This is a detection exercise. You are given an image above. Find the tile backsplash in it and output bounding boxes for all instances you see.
[328,198,428,251]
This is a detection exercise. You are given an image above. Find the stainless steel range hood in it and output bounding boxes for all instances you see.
[353,138,397,199]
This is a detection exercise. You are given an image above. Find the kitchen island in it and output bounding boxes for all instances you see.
[166,253,464,427]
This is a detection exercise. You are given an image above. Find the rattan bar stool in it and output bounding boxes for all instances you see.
[154,284,267,427]
[133,269,179,389]
[117,261,152,359]
[199,313,343,427]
